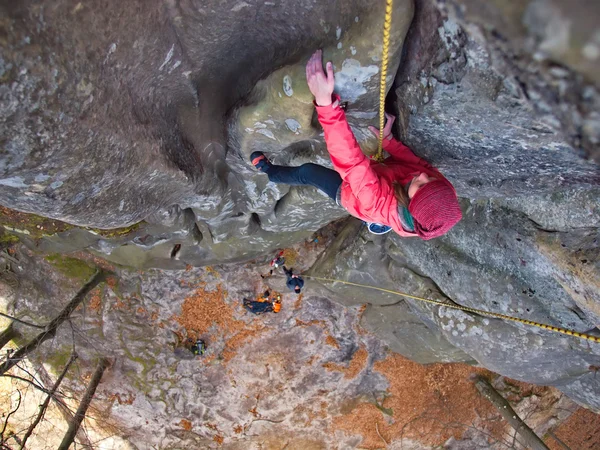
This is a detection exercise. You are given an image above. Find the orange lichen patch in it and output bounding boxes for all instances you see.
[233,425,243,434]
[305,355,319,366]
[206,423,219,431]
[325,335,340,349]
[546,407,600,450]
[332,353,496,449]
[88,287,103,312]
[105,275,118,290]
[176,284,266,364]
[185,264,193,271]
[180,279,207,289]
[323,347,368,379]
[107,392,136,405]
[295,319,325,328]
[113,298,125,309]
[222,326,266,363]
[205,266,220,277]
[293,293,303,310]
[213,435,224,444]
[136,307,146,315]
[179,419,192,431]
[150,311,159,321]
[176,284,236,335]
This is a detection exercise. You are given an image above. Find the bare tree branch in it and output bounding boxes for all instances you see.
[58,357,110,450]
[1,374,53,395]
[0,270,106,376]
[0,389,21,445]
[474,376,549,450]
[0,314,44,331]
[19,353,77,450]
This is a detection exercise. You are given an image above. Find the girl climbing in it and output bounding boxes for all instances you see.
[251,50,462,239]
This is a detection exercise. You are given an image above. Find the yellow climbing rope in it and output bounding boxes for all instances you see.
[375,0,394,162]
[304,275,600,343]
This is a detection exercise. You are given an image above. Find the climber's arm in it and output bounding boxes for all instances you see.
[307,50,383,210]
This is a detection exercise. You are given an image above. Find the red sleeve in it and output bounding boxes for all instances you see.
[315,97,382,210]
[383,137,433,171]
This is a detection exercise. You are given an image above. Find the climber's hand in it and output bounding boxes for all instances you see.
[368,113,395,140]
[306,49,335,107]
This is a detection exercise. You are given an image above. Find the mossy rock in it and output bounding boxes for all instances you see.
[0,205,142,239]
[85,221,142,238]
[0,231,19,247]
[44,345,76,374]
[0,206,74,238]
[45,254,97,280]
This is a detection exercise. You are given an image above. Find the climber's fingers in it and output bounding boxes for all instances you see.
[306,49,334,106]
[368,125,380,138]
[306,50,320,80]
[368,113,396,140]
[326,61,335,90]
[383,113,395,137]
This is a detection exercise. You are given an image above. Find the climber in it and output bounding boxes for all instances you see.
[243,290,282,314]
[261,251,285,278]
[270,251,285,269]
[283,266,304,294]
[250,50,462,239]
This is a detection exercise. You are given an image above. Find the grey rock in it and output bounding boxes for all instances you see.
[2,0,600,418]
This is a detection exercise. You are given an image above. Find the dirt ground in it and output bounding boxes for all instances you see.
[547,407,600,450]
[1,227,599,449]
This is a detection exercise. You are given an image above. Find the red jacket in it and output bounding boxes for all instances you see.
[316,98,449,237]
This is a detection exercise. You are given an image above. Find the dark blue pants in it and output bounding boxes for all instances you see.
[265,163,342,201]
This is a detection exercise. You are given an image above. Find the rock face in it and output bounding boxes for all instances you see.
[308,0,600,411]
[2,246,582,449]
[2,0,600,418]
[1,0,414,267]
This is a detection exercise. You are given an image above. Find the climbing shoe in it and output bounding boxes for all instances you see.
[250,151,272,173]
[366,222,393,235]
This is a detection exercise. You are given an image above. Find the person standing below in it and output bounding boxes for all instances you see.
[250,50,462,239]
[283,266,304,294]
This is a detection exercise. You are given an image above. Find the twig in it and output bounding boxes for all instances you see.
[0,389,21,443]
[0,313,44,330]
[1,374,52,395]
[376,422,388,446]
[20,352,77,449]
[58,357,110,450]
[0,270,106,375]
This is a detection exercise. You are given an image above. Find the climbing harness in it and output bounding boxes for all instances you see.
[375,0,394,162]
[304,275,600,344]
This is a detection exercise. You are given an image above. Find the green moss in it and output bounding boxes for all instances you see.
[0,232,20,246]
[86,222,142,238]
[1,205,142,239]
[45,254,97,280]
[0,207,75,238]
[44,346,75,374]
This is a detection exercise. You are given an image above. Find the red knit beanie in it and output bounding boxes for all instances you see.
[408,179,462,240]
